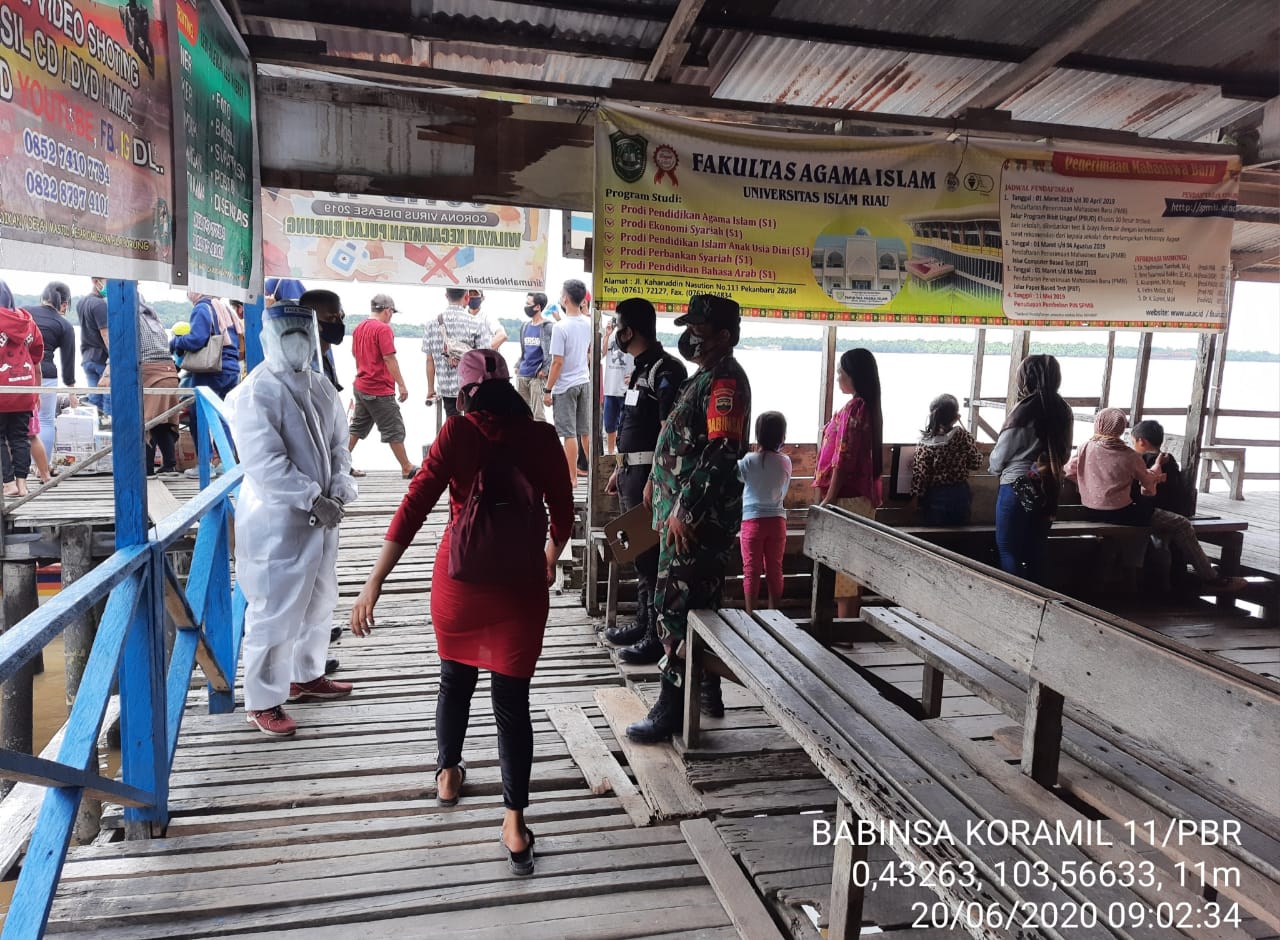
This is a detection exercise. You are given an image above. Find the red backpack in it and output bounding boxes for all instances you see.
[448,442,548,583]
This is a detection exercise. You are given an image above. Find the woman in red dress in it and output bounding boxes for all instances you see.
[351,349,573,876]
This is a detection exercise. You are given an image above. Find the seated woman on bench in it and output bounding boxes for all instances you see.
[911,393,983,524]
[1064,409,1246,593]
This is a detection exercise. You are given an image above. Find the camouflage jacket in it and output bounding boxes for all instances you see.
[650,353,752,535]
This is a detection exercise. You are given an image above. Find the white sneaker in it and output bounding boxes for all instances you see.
[183,467,201,479]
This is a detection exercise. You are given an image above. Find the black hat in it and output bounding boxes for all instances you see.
[675,294,740,340]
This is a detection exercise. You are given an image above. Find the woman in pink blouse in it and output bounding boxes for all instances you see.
[814,348,883,617]
[1065,409,1245,592]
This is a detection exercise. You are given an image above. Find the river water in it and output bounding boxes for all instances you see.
[337,342,1280,478]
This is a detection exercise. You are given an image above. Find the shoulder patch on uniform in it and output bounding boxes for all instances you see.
[707,378,744,440]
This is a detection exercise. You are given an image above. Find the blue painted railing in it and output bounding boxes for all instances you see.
[0,282,247,939]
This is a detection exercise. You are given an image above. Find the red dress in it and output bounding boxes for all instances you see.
[385,412,574,678]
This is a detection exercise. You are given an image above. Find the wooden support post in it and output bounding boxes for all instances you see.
[1099,331,1116,407]
[605,557,619,628]
[809,558,837,645]
[682,631,702,750]
[1005,329,1032,413]
[1199,282,1233,502]
[967,328,986,435]
[817,325,838,428]
[1,560,39,799]
[1129,332,1153,425]
[828,799,868,939]
[1020,679,1065,787]
[1182,331,1216,509]
[61,525,96,703]
[921,663,944,719]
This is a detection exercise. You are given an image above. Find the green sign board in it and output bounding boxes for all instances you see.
[172,0,255,297]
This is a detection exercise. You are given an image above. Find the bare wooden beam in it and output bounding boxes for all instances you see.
[252,53,1243,155]
[644,0,706,82]
[952,0,1147,113]
[1129,332,1153,425]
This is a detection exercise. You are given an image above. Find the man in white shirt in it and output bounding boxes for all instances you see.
[466,289,507,350]
[543,279,593,487]
[425,288,489,418]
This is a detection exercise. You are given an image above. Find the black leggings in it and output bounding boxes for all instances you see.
[0,411,32,483]
[147,424,178,473]
[436,659,533,810]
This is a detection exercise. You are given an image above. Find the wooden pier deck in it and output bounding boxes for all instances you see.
[5,471,1276,937]
[22,474,744,939]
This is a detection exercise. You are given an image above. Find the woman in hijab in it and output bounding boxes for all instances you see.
[988,355,1074,582]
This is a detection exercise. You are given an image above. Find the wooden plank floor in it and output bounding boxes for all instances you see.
[30,472,739,939]
[1199,491,1280,576]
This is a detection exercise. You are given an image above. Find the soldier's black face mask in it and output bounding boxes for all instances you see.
[677,327,701,362]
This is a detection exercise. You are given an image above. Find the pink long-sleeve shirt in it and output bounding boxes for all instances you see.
[1063,438,1163,510]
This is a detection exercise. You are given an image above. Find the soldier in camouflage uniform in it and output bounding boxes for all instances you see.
[627,294,752,744]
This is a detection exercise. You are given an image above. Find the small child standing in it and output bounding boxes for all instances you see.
[738,412,791,613]
[912,393,983,524]
[0,304,44,498]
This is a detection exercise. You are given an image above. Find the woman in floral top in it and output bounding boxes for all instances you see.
[814,348,882,617]
[911,393,983,524]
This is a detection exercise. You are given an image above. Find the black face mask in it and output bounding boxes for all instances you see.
[468,297,483,310]
[523,305,538,318]
[677,328,703,362]
[318,320,345,345]
[614,327,634,354]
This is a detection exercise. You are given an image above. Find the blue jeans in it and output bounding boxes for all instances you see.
[37,378,58,457]
[82,361,109,417]
[920,482,971,525]
[994,483,1051,583]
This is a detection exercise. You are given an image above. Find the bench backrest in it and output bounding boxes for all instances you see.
[803,506,1280,817]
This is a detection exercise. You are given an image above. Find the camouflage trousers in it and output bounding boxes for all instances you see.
[654,527,735,687]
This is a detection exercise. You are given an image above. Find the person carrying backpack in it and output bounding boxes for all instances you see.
[349,349,573,877]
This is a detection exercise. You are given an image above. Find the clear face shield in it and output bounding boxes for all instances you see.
[262,303,322,373]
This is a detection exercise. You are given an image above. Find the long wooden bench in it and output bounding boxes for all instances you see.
[683,506,1279,937]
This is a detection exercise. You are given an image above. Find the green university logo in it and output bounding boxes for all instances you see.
[610,131,648,183]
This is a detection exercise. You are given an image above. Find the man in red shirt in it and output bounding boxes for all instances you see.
[348,293,417,479]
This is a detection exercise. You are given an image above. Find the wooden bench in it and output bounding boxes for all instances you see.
[1200,446,1247,501]
[877,474,1250,598]
[785,506,1280,933]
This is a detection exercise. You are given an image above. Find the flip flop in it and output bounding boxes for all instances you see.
[402,467,419,480]
[350,468,367,477]
[435,760,466,806]
[503,827,535,876]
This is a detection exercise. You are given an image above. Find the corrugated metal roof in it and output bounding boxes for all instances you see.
[1002,69,1257,139]
[1233,221,1280,256]
[1077,0,1279,73]
[770,0,1099,49]
[430,45,644,86]
[711,36,1018,116]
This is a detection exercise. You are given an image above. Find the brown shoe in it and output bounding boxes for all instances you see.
[288,676,354,702]
[246,705,297,737]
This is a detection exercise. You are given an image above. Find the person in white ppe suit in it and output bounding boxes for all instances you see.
[228,303,359,737]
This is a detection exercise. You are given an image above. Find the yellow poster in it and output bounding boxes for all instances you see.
[595,104,1238,330]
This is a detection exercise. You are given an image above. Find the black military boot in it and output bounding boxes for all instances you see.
[617,622,663,664]
[604,587,649,646]
[625,679,684,743]
[700,672,725,718]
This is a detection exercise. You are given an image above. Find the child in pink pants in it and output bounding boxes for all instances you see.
[738,412,791,613]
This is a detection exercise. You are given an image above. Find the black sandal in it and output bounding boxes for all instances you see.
[434,760,466,806]
[503,827,535,876]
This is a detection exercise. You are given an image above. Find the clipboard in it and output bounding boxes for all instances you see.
[604,505,659,563]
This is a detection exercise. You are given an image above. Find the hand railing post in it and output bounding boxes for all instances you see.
[205,502,235,714]
[107,280,169,837]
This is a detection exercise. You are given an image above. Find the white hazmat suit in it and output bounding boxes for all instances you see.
[228,305,358,711]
